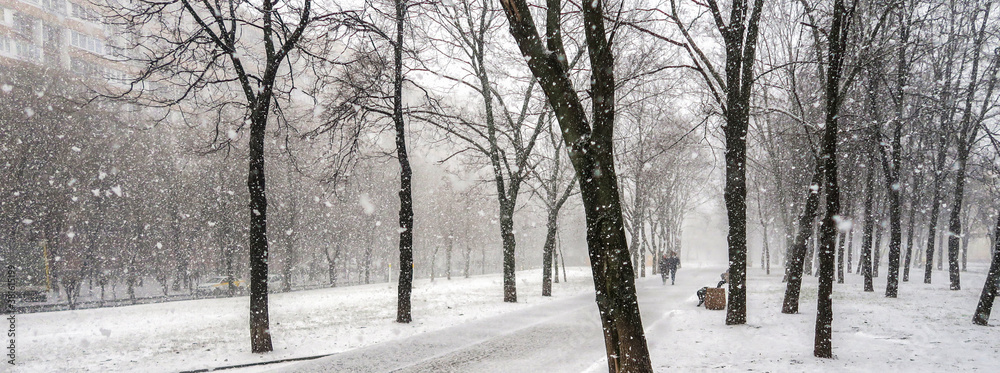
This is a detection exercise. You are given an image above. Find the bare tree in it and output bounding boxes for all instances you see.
[668,0,765,325]
[103,0,359,352]
[498,0,653,369]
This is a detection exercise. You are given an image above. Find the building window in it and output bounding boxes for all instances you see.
[44,0,67,15]
[16,41,41,63]
[43,23,63,48]
[70,30,104,55]
[14,14,38,41]
[70,2,97,21]
[0,35,12,55]
[71,2,86,19]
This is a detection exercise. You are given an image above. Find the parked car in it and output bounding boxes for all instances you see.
[196,276,245,296]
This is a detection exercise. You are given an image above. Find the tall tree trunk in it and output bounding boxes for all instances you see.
[247,103,273,353]
[757,194,771,275]
[884,123,902,297]
[805,221,816,276]
[947,4,991,290]
[962,218,969,272]
[782,163,824,314]
[938,229,945,270]
[814,0,847,357]
[554,231,561,283]
[973,213,1000,325]
[465,246,472,279]
[640,225,647,278]
[902,174,921,282]
[837,230,846,284]
[560,240,568,283]
[847,222,854,274]
[883,2,909,298]
[446,234,453,280]
[543,209,558,296]
[926,0,960,283]
[328,254,338,287]
[861,169,875,292]
[882,121,902,297]
[499,202,517,301]
[499,0,653,367]
[394,0,414,324]
[873,209,883,278]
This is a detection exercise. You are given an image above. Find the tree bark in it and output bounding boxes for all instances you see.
[947,2,993,291]
[394,0,414,324]
[837,230,846,284]
[861,167,876,292]
[542,208,558,296]
[782,163,823,314]
[847,222,854,274]
[499,0,653,367]
[973,213,1000,325]
[248,103,273,353]
[446,234,453,280]
[814,0,847,357]
[873,208,882,278]
[902,173,921,282]
[882,2,910,298]
[553,232,560,283]
[721,0,765,327]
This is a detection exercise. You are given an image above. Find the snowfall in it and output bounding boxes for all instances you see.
[8,262,999,372]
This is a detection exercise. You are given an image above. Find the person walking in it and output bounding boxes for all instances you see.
[664,251,680,285]
[658,254,670,285]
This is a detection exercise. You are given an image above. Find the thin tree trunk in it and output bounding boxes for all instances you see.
[902,174,921,282]
[446,234,453,280]
[554,230,560,284]
[394,0,414,324]
[837,230,846,284]
[499,202,517,301]
[757,193,771,275]
[972,213,1000,325]
[782,163,824,314]
[543,208,558,296]
[938,229,944,270]
[805,221,816,276]
[465,246,471,279]
[947,2,993,290]
[815,0,847,357]
[847,222,854,274]
[873,209,882,278]
[883,3,908,298]
[861,169,876,292]
[883,121,902,298]
[962,223,969,272]
[559,233,568,282]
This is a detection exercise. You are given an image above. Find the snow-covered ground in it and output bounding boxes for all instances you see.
[10,263,999,372]
[11,268,596,372]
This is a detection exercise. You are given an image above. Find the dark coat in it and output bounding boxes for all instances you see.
[659,256,679,272]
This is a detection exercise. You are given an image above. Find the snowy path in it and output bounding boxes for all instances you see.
[281,268,721,373]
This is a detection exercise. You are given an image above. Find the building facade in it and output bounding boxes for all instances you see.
[0,0,122,81]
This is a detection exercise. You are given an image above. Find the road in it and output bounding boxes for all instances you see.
[278,267,722,373]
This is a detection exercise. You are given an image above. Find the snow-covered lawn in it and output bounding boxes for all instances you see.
[13,268,596,373]
[10,263,1000,372]
[647,264,999,371]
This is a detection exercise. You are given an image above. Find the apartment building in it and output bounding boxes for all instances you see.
[0,0,123,81]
